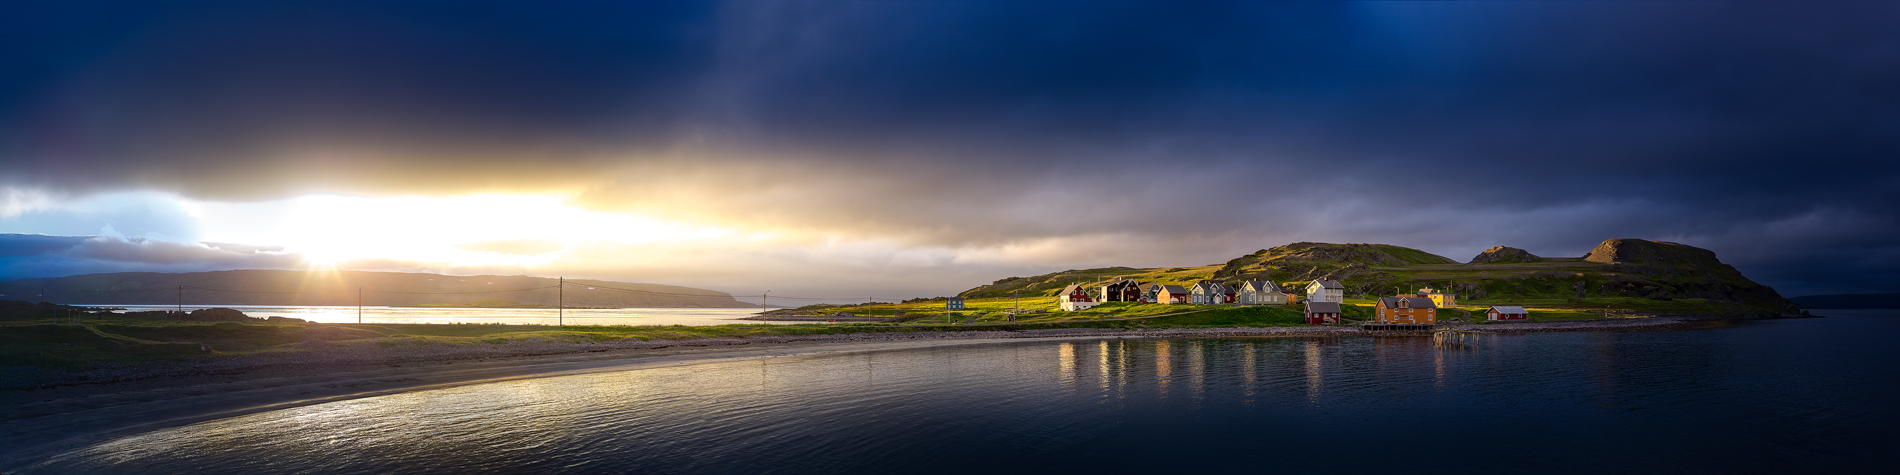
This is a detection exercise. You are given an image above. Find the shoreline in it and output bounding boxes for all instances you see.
[0,314,1757,471]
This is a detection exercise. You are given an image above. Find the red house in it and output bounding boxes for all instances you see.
[1058,284,1098,311]
[1486,305,1529,321]
[1304,301,1341,325]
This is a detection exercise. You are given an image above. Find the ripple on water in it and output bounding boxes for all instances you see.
[20,311,1900,474]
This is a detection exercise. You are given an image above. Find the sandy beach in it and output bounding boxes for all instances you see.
[0,316,1728,471]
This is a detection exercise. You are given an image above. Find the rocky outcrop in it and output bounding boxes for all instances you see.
[1468,246,1539,264]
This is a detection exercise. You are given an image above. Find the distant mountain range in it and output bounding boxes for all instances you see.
[1788,293,1900,309]
[0,270,753,308]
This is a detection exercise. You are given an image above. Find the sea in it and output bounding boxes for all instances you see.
[14,309,1897,474]
[76,305,771,326]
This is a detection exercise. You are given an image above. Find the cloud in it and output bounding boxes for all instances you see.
[0,1,1895,295]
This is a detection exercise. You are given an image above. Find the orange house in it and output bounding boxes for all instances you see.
[1374,296,1437,324]
[1155,285,1191,304]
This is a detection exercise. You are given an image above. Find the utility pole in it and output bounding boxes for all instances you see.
[558,277,564,327]
[762,291,769,316]
[358,287,363,324]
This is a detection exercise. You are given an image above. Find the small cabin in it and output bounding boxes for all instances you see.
[1306,280,1345,303]
[1236,281,1288,305]
[1058,284,1098,311]
[1156,285,1191,305]
[1486,305,1528,321]
[1304,301,1342,325]
[1374,296,1437,324]
[946,298,965,310]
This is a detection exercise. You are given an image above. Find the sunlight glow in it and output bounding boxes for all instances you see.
[201,194,728,266]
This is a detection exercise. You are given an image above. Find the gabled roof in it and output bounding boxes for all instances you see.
[1304,301,1342,314]
[1159,285,1190,294]
[1311,279,1344,289]
[1241,281,1283,293]
[1489,306,1528,314]
[1191,282,1225,293]
[1060,284,1085,295]
[1378,296,1437,309]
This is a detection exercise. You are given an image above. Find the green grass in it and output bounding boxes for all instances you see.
[0,301,1316,372]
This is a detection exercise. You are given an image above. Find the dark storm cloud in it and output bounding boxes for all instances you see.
[0,234,305,281]
[1,1,1896,293]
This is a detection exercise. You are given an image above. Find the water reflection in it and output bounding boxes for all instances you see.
[27,315,1900,474]
[1304,339,1323,402]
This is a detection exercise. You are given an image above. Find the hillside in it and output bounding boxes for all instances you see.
[0,270,752,308]
[958,239,1800,316]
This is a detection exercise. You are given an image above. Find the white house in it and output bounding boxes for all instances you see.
[1306,280,1344,303]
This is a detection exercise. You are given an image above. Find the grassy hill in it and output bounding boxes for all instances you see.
[956,239,1800,317]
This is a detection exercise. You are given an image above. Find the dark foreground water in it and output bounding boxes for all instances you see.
[22,311,1900,474]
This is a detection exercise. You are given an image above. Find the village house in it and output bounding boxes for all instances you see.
[1139,282,1162,303]
[1236,281,1289,305]
[1303,301,1342,325]
[1100,279,1145,302]
[1374,296,1437,324]
[1415,288,1457,308]
[1057,284,1098,311]
[1307,280,1345,303]
[1486,305,1528,321]
[1155,285,1191,305]
[1189,282,1233,305]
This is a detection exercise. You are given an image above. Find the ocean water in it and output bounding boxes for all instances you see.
[19,310,1897,474]
[77,305,770,326]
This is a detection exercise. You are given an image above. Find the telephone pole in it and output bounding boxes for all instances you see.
[762,291,770,316]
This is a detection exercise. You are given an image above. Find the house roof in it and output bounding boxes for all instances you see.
[1191,282,1226,293]
[1304,301,1342,314]
[1312,279,1344,289]
[1378,296,1437,309]
[1241,280,1283,293]
[1060,284,1085,295]
[1489,306,1528,314]
[1159,285,1189,294]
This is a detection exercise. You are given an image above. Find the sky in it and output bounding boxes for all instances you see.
[1,1,1897,300]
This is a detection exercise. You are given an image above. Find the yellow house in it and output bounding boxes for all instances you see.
[1415,288,1456,308]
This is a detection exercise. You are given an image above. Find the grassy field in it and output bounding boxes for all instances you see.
[0,301,1310,371]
